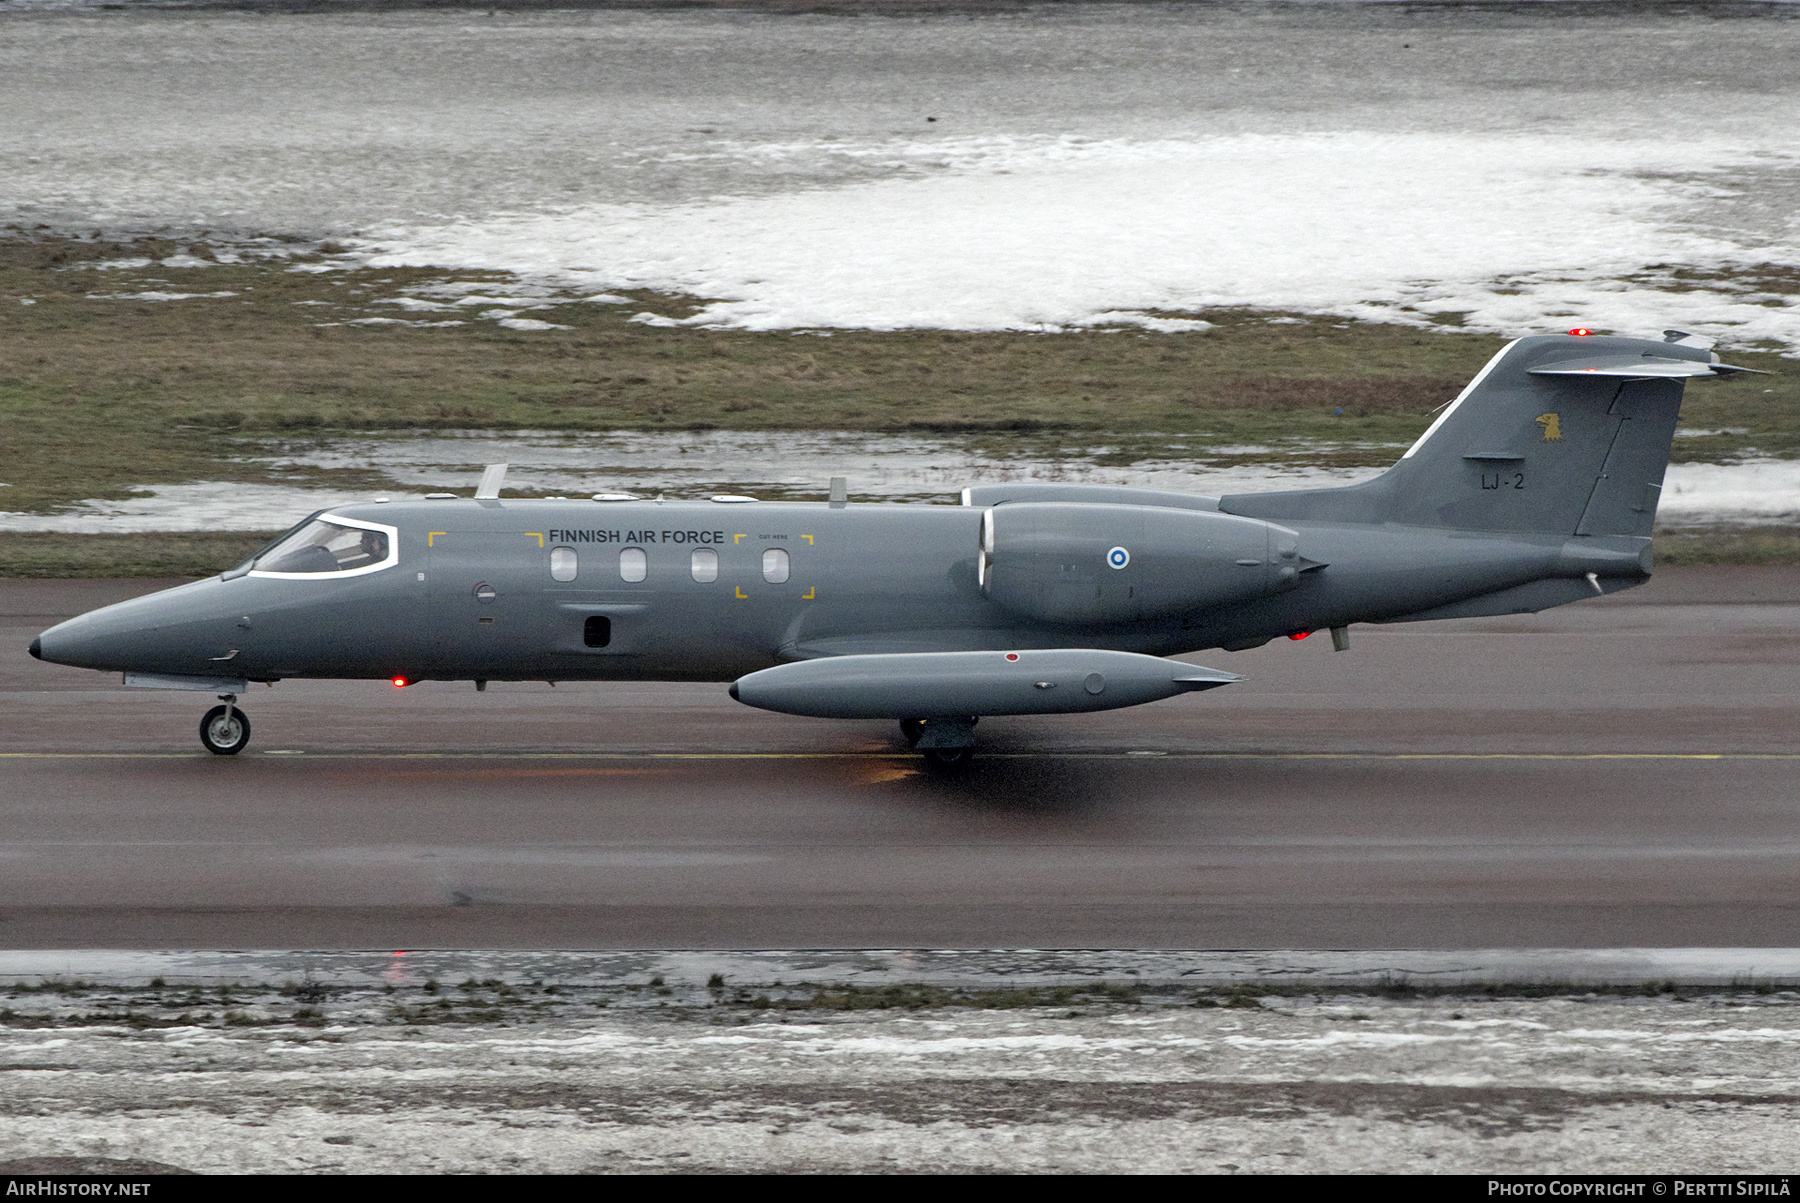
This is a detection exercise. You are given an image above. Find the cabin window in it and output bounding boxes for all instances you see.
[690,548,718,582]
[618,547,647,583]
[549,546,577,582]
[254,518,393,575]
[583,616,611,648]
[762,547,790,583]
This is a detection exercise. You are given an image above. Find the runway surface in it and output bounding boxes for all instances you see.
[4,569,1798,949]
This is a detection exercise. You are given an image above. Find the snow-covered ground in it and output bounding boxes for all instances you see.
[368,131,1800,343]
[4,950,1800,1174]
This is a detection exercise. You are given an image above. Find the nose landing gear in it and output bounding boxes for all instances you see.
[199,694,251,756]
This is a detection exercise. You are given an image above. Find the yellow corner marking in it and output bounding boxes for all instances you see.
[1535,413,1562,442]
[801,535,814,545]
[427,532,446,546]
[802,586,815,600]
[734,533,748,544]
[735,586,748,599]
[524,532,545,547]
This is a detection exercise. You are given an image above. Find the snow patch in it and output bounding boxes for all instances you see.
[362,133,1800,346]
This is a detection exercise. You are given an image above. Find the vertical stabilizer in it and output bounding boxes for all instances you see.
[1220,333,1754,537]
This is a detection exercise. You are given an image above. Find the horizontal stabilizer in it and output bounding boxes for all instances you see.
[1529,355,1765,378]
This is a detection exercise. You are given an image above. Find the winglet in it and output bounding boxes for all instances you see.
[474,464,508,500]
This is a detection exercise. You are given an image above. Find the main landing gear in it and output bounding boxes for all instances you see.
[200,694,251,756]
[900,716,978,768]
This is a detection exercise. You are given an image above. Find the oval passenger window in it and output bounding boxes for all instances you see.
[691,548,718,583]
[619,547,647,583]
[761,547,789,583]
[549,546,577,582]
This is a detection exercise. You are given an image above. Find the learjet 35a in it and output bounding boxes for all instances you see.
[29,331,1761,763]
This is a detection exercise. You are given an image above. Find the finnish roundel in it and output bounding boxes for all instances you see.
[1106,546,1130,570]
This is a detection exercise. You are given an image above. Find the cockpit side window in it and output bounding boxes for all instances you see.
[253,519,395,576]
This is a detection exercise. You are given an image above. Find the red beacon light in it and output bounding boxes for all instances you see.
[1567,328,1593,336]
[391,676,410,688]
[1287,631,1311,641]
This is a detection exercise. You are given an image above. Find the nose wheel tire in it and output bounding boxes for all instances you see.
[200,704,251,755]
[899,719,925,747]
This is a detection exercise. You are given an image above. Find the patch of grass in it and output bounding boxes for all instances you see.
[63,1010,205,1030]
[1653,525,1800,566]
[280,981,331,1003]
[7,979,95,996]
[0,531,282,579]
[0,1007,57,1029]
[0,232,1517,515]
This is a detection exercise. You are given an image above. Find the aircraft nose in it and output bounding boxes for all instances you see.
[32,577,237,674]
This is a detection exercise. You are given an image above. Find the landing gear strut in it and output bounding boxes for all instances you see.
[200,694,251,755]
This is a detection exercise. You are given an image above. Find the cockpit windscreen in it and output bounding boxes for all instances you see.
[256,520,392,575]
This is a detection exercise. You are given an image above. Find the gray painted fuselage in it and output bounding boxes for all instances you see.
[31,498,1648,685]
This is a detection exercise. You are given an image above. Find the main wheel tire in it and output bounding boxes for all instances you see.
[921,746,973,769]
[199,704,251,755]
[899,719,925,747]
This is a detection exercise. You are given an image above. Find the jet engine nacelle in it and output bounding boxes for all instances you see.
[978,503,1304,625]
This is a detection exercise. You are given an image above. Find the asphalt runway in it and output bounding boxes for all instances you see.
[4,569,1799,950]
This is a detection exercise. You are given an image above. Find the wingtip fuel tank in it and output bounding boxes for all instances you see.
[730,648,1239,720]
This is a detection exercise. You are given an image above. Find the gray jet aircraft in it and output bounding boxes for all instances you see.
[29,331,1760,764]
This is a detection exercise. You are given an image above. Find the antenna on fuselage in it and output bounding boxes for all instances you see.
[474,464,508,500]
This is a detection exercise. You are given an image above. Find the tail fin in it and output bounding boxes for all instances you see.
[1219,333,1758,537]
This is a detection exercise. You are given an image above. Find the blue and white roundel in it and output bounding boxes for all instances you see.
[1106,546,1130,570]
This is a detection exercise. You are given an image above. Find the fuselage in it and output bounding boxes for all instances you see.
[32,495,1650,685]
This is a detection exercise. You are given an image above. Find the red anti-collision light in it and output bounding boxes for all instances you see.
[1288,631,1310,641]
[392,677,410,688]
[1005,653,1019,661]
[1567,328,1593,336]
